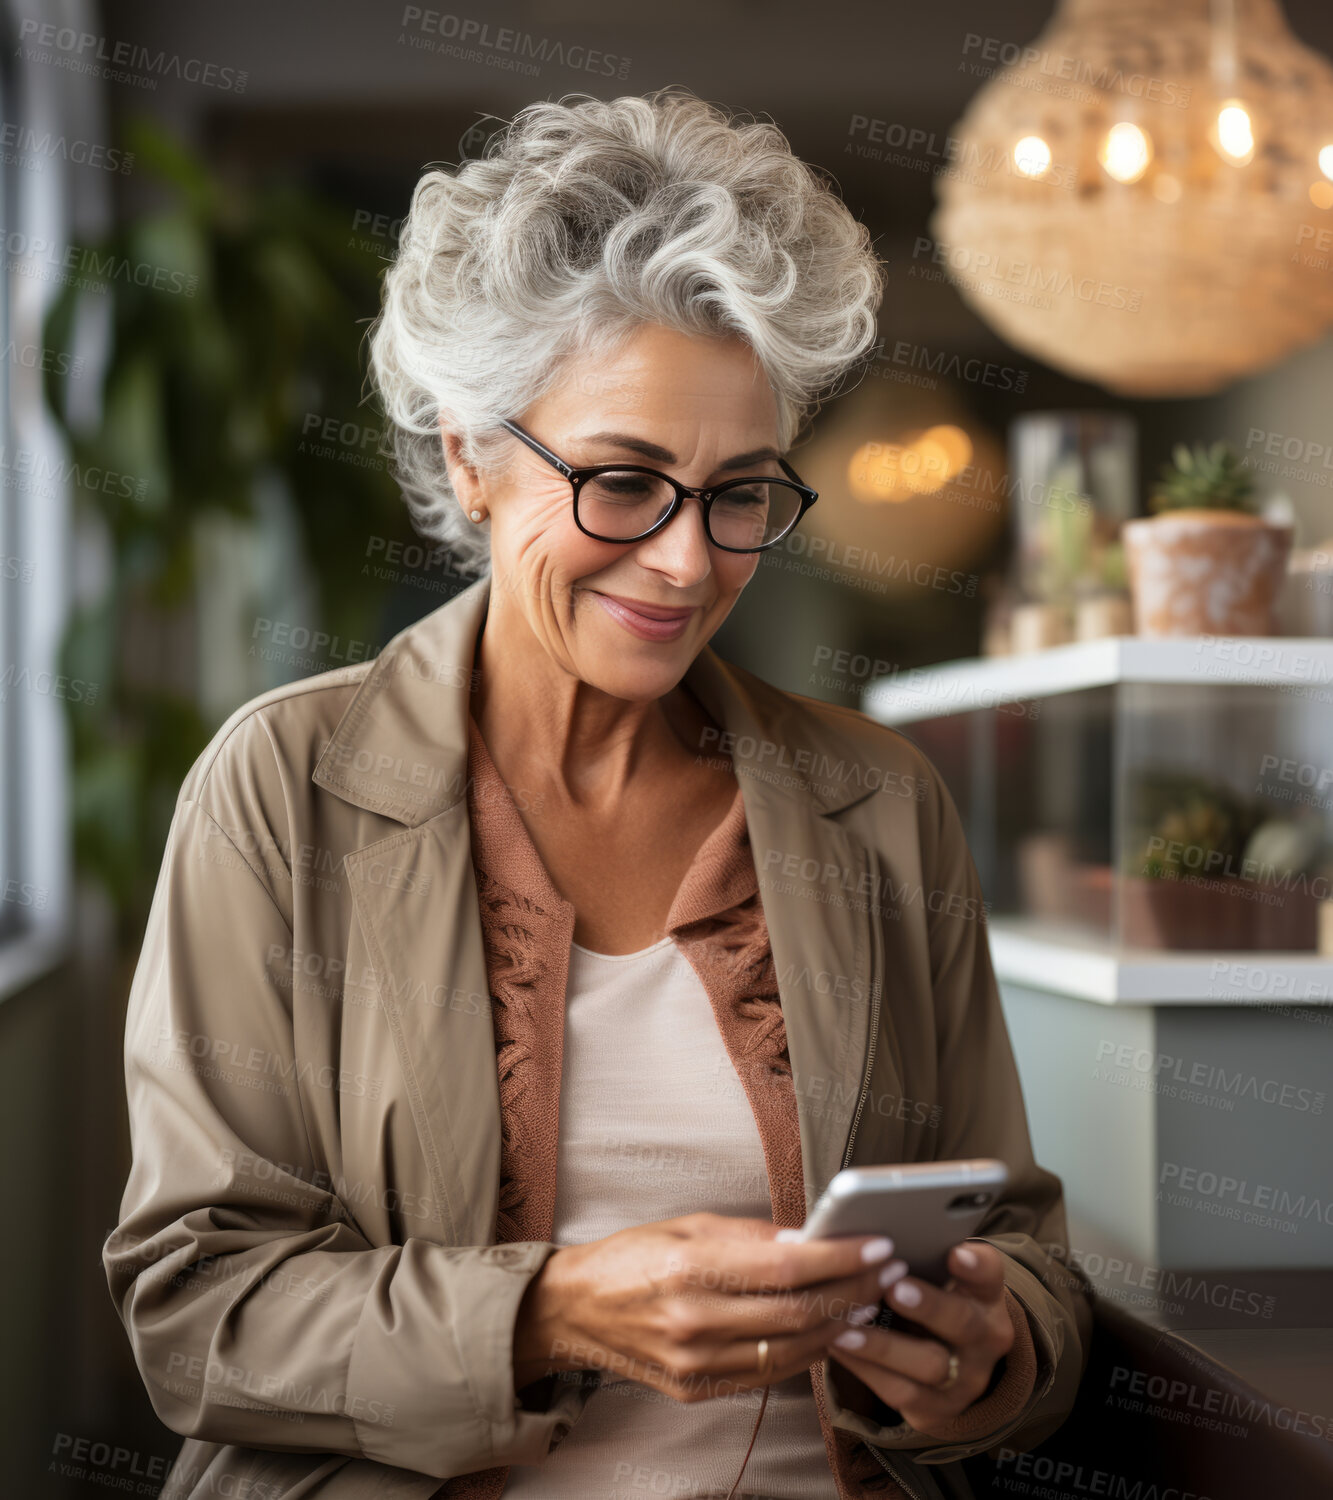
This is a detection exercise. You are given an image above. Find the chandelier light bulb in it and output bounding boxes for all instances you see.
[1215,101,1255,163]
[1319,144,1333,179]
[1100,122,1153,184]
[1013,135,1053,178]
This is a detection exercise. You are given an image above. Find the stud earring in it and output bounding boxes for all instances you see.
[470,509,483,522]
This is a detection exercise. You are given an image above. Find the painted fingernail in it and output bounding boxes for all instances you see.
[775,1228,803,1242]
[834,1329,867,1350]
[892,1279,923,1308]
[878,1258,909,1289]
[860,1236,894,1263]
[955,1245,978,1268]
[849,1302,878,1325]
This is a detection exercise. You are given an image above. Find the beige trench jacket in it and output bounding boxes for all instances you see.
[105,573,1093,1500]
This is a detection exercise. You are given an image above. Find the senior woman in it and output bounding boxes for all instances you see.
[105,89,1091,1500]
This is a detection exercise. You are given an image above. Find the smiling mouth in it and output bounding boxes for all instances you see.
[595,593,695,620]
[590,591,696,641]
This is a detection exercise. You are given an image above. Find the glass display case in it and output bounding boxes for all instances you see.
[866,638,1333,1279]
[864,638,1333,961]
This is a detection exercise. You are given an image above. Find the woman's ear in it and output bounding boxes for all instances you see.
[439,418,486,522]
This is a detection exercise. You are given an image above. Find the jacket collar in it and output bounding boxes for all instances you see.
[312,573,875,824]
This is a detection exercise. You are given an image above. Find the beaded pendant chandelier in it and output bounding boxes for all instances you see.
[931,0,1333,395]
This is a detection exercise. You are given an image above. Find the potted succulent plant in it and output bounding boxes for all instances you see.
[1123,441,1292,636]
[1119,770,1324,950]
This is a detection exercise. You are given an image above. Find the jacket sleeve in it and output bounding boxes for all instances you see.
[822,752,1095,1465]
[104,786,591,1480]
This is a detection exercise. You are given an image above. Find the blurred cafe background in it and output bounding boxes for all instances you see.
[4,0,1333,1492]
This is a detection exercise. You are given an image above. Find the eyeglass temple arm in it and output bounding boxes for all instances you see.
[778,456,818,503]
[500,419,573,479]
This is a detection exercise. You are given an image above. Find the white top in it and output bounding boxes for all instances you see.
[501,936,839,1499]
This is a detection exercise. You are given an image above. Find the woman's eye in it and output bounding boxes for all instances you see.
[590,476,658,501]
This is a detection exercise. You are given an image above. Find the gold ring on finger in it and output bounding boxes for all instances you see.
[756,1337,771,1375]
[935,1349,960,1392]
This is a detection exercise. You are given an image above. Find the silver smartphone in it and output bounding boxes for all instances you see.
[797,1159,1009,1285]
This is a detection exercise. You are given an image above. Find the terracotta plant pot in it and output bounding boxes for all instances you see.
[1122,510,1293,637]
[1120,873,1319,951]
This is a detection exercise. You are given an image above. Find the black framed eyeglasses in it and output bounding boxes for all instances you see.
[499,418,819,553]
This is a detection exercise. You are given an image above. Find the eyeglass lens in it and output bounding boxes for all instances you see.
[576,471,803,549]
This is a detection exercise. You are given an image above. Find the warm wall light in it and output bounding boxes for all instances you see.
[848,441,912,503]
[1319,144,1333,179]
[1099,122,1153,184]
[916,425,973,487]
[845,438,911,504]
[1013,135,1052,178]
[1213,100,1255,164]
[848,426,974,503]
[798,377,1007,594]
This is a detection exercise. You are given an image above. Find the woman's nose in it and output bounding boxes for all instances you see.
[634,493,715,577]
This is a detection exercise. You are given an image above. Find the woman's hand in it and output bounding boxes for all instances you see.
[826,1240,1015,1434]
[513,1211,898,1402]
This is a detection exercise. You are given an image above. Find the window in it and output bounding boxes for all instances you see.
[0,1,107,996]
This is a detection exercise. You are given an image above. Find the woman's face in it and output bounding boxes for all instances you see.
[456,323,779,704]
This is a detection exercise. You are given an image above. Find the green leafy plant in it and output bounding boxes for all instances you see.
[1124,771,1262,881]
[1150,441,1256,515]
[1028,460,1128,606]
[1094,537,1127,592]
[1119,769,1333,885]
[42,116,404,943]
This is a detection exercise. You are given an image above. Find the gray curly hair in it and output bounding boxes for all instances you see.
[367,86,885,576]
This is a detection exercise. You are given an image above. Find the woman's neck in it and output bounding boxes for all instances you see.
[471,589,711,812]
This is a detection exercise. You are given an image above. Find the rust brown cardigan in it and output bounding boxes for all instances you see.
[441,717,1038,1500]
